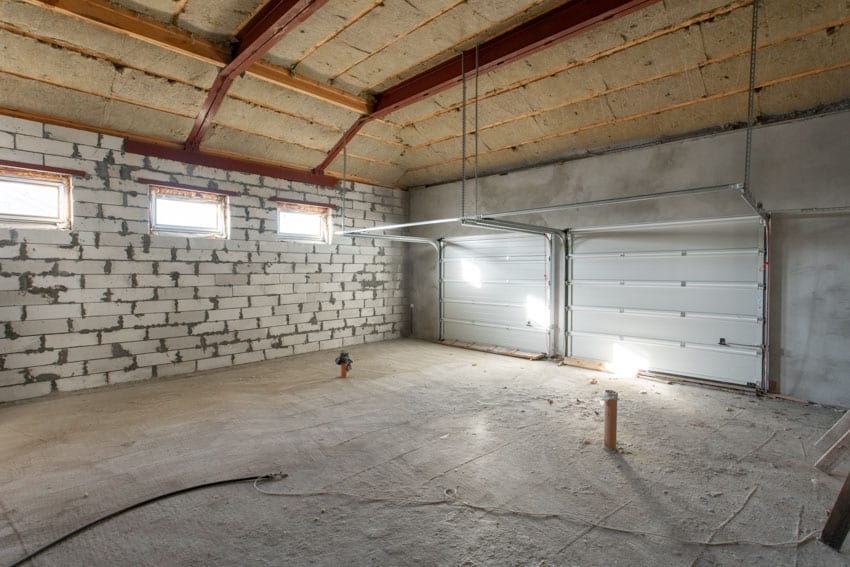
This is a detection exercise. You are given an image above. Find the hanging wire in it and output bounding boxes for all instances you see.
[474,43,480,217]
[460,50,467,219]
[340,145,347,240]
[743,0,760,194]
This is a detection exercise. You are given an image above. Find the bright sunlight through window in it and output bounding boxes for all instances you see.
[0,169,71,228]
[150,186,228,238]
[276,202,332,243]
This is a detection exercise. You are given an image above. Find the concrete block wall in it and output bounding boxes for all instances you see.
[0,116,409,403]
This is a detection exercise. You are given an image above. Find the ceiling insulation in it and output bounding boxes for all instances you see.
[1,0,848,188]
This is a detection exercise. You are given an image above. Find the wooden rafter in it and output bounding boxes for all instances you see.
[20,0,370,115]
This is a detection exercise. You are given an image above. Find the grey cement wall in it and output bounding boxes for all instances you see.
[0,116,409,402]
[408,110,850,406]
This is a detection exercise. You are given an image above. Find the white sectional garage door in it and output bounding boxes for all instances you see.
[442,234,550,354]
[569,217,765,386]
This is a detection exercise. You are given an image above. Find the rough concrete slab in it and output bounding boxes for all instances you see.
[0,74,193,142]
[104,0,186,25]
[1,339,847,566]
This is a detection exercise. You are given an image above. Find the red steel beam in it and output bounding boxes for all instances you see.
[126,139,339,187]
[315,0,659,173]
[184,0,330,151]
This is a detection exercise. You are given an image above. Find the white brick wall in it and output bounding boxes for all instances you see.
[0,116,410,402]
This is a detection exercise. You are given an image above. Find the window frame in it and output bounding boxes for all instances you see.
[275,200,334,244]
[149,184,229,238]
[0,167,72,229]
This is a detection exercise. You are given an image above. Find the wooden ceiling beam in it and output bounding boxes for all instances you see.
[21,0,370,115]
[314,0,660,173]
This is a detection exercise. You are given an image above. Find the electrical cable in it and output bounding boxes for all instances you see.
[8,475,264,567]
[9,472,819,565]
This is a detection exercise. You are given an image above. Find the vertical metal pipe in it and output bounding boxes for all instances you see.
[438,239,445,341]
[460,52,467,219]
[565,229,572,358]
[761,215,771,390]
[603,390,618,450]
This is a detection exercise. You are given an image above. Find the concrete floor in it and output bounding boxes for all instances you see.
[1,339,848,566]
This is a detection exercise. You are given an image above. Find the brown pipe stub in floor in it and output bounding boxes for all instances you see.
[603,390,619,450]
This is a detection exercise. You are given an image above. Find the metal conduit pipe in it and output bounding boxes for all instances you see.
[339,183,744,235]
[461,218,566,357]
[349,233,441,341]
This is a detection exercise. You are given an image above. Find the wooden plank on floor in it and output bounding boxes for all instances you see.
[815,429,850,473]
[559,357,610,372]
[437,339,546,360]
[815,410,850,451]
[822,469,850,550]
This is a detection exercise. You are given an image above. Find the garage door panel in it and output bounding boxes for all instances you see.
[446,238,546,259]
[445,282,545,304]
[571,333,761,384]
[444,259,544,282]
[572,220,762,254]
[572,284,762,317]
[442,234,550,354]
[572,309,761,346]
[444,301,542,328]
[569,217,765,386]
[444,321,548,353]
[571,253,760,281]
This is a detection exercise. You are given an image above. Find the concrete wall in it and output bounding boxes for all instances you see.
[0,116,408,403]
[409,110,850,406]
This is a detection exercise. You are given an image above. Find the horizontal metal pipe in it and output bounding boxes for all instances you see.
[769,205,850,215]
[348,233,440,252]
[340,183,744,235]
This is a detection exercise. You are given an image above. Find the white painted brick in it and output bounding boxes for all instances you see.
[0,369,26,387]
[100,328,146,343]
[25,303,81,320]
[56,374,107,392]
[0,147,43,165]
[72,316,119,331]
[156,361,196,378]
[45,333,100,349]
[108,367,153,384]
[197,356,232,371]
[4,351,60,369]
[0,382,52,402]
[11,319,68,336]
[88,356,133,373]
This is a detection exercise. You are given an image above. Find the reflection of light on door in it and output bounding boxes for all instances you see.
[606,343,649,376]
[461,260,482,288]
[525,295,549,328]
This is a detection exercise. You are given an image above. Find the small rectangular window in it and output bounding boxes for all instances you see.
[0,168,71,228]
[276,201,333,243]
[150,185,228,238]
